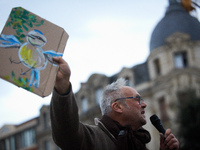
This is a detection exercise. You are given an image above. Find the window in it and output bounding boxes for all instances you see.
[43,112,48,129]
[21,128,35,148]
[125,77,131,86]
[154,58,161,75]
[174,51,188,68]
[5,139,10,150]
[44,140,50,150]
[159,97,169,122]
[10,136,15,150]
[81,97,88,113]
[95,88,102,105]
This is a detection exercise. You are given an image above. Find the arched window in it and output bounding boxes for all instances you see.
[81,97,88,113]
[159,97,169,122]
[174,51,188,68]
[125,77,131,86]
[95,88,102,105]
[154,58,161,76]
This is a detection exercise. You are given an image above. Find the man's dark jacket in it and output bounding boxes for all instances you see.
[50,85,150,150]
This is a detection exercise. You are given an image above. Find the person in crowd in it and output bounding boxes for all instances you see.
[50,57,179,150]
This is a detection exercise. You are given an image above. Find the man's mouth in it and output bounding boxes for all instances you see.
[141,110,145,114]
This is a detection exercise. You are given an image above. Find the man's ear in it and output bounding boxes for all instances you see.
[111,102,123,113]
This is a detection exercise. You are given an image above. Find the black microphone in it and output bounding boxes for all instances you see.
[150,114,165,134]
[150,115,177,150]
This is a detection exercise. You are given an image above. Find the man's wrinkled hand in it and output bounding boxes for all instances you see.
[160,129,179,150]
[53,57,71,95]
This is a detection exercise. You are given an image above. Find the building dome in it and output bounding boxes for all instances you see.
[149,1,200,51]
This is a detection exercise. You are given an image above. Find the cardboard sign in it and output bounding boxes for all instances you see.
[0,7,69,97]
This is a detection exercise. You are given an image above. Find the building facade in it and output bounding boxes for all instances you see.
[0,0,200,149]
[0,118,38,150]
[0,105,60,150]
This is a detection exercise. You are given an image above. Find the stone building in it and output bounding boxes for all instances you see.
[36,105,59,150]
[0,0,200,149]
[0,118,38,150]
[0,105,60,150]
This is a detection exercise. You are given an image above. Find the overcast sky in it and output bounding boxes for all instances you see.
[1,0,196,128]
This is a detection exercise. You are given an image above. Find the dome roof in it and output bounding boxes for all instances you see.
[149,1,200,51]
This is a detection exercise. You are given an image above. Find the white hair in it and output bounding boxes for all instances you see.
[100,78,127,115]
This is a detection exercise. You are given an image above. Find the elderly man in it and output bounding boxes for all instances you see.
[50,57,179,150]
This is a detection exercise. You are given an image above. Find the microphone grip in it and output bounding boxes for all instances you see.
[154,121,166,135]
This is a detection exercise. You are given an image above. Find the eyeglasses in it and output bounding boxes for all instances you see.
[114,96,144,105]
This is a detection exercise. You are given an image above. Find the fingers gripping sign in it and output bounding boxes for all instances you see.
[53,57,71,95]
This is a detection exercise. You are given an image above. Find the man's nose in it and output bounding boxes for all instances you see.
[141,101,147,108]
